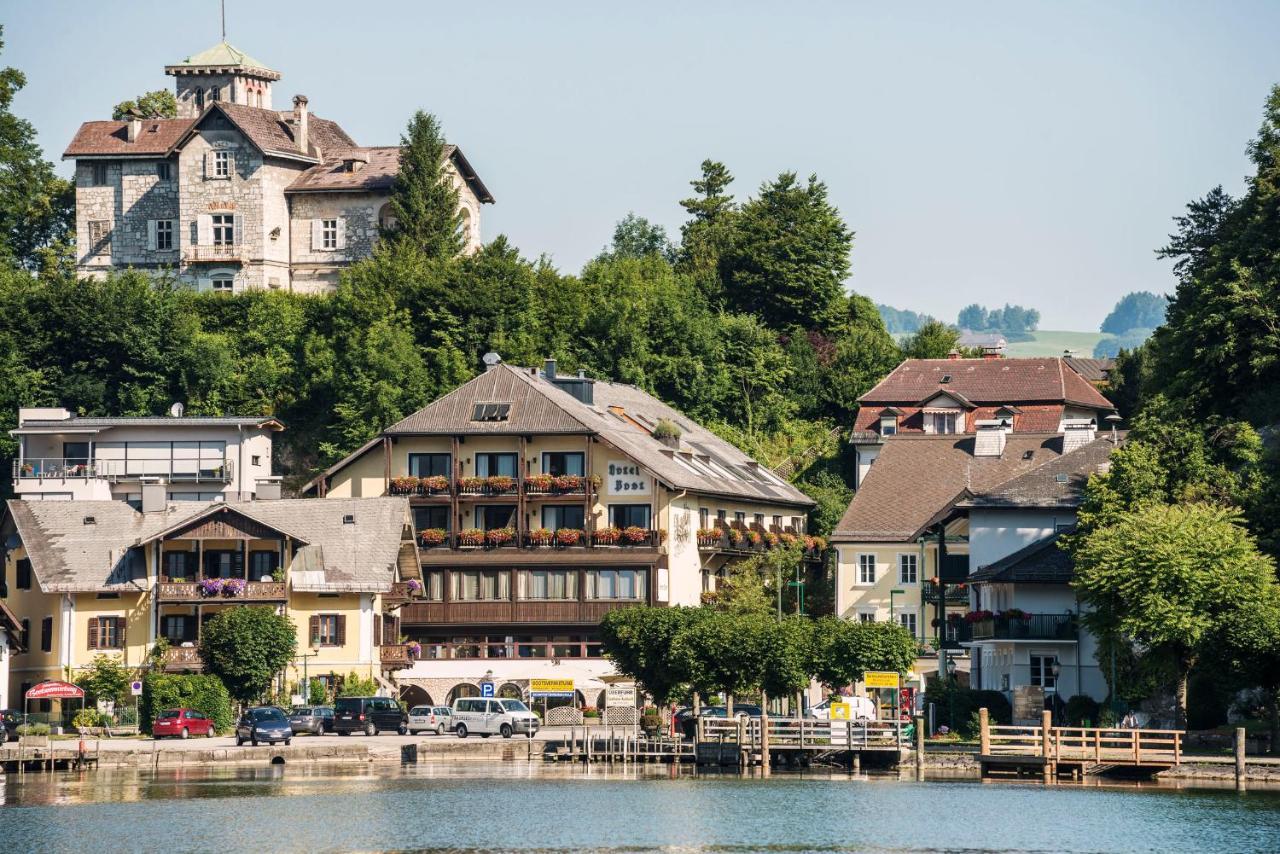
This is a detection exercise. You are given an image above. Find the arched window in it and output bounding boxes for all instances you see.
[194,87,205,110]
[209,86,221,103]
[459,207,473,247]
[377,203,397,232]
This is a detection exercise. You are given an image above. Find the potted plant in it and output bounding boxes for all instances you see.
[651,418,682,448]
[588,474,603,491]
[458,528,485,548]
[583,708,600,721]
[419,528,447,547]
[389,475,419,495]
[964,609,993,623]
[641,706,662,734]
[459,476,485,494]
[485,526,515,547]
[763,531,780,547]
[421,475,450,494]
[555,528,583,547]
[553,474,583,493]
[621,525,649,545]
[407,641,422,659]
[525,473,554,493]
[746,530,762,547]
[779,532,797,546]
[696,527,723,546]
[527,527,553,546]
[198,578,223,598]
[486,475,516,494]
[593,526,621,546]
[270,567,285,583]
[221,578,247,598]
[406,578,423,596]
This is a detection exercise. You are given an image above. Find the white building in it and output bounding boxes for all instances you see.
[10,407,283,505]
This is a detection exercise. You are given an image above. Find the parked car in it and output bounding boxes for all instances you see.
[235,706,293,746]
[153,708,216,739]
[807,696,876,722]
[405,705,453,735]
[679,704,765,740]
[288,706,334,735]
[1,709,21,742]
[451,697,540,739]
[332,696,405,736]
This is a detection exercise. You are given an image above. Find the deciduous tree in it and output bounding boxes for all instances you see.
[112,89,177,120]
[199,607,297,706]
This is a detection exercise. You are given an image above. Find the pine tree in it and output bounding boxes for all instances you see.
[385,111,464,258]
[678,160,737,307]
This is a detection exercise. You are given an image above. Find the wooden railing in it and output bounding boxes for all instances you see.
[162,646,204,671]
[156,581,287,602]
[414,640,604,660]
[380,644,414,668]
[981,709,1182,767]
[419,530,662,552]
[701,717,904,749]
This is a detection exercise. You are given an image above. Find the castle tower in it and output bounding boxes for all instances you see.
[165,41,281,117]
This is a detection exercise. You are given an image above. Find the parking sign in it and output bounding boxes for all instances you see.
[480,682,495,698]
[130,680,143,696]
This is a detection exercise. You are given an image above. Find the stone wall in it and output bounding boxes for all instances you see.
[287,191,383,294]
[75,159,180,274]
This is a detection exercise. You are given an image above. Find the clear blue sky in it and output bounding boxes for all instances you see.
[6,1,1279,329]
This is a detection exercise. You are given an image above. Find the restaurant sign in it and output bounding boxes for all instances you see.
[862,671,900,689]
[25,680,85,700]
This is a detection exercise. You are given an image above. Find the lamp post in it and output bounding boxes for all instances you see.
[1051,660,1062,724]
[946,656,958,732]
[297,648,319,704]
[889,588,906,625]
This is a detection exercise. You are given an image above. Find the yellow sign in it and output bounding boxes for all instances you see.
[863,671,900,689]
[529,678,575,696]
[829,701,851,721]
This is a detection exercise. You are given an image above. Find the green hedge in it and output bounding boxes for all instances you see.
[142,673,234,734]
[924,679,1013,735]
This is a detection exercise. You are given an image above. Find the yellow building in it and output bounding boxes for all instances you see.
[1,494,413,711]
[303,356,817,709]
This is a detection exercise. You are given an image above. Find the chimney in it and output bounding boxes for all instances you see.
[1062,419,1097,454]
[126,116,142,143]
[544,358,557,381]
[947,349,962,361]
[141,482,167,514]
[973,420,1008,457]
[982,348,1001,361]
[482,351,502,372]
[293,95,309,155]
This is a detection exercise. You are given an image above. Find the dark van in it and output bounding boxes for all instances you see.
[333,696,405,736]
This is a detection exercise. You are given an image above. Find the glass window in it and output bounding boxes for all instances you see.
[608,504,651,529]
[203,550,238,579]
[699,508,709,529]
[194,88,205,109]
[541,452,584,477]
[880,416,897,436]
[519,569,578,600]
[156,162,171,181]
[541,505,584,531]
[249,551,279,579]
[88,219,111,253]
[162,615,195,643]
[475,453,517,478]
[421,570,444,601]
[321,218,338,250]
[586,569,647,600]
[451,570,509,601]
[211,276,234,294]
[212,213,234,244]
[899,612,917,638]
[927,412,958,434]
[857,554,876,585]
[163,550,195,580]
[475,505,515,531]
[898,553,918,584]
[91,162,108,186]
[1030,655,1059,692]
[93,616,123,650]
[858,612,876,623]
[408,453,451,478]
[413,506,450,533]
[313,615,340,646]
[213,150,231,178]
[156,219,173,251]
[16,558,32,590]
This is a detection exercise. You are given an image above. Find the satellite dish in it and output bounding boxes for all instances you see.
[169,402,185,417]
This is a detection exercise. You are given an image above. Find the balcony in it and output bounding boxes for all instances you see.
[156,580,288,603]
[937,620,974,650]
[13,458,103,481]
[386,475,598,500]
[970,612,1078,641]
[400,598,640,626]
[923,582,970,605]
[380,643,414,669]
[13,457,234,484]
[413,640,604,660]
[161,646,204,672]
[184,244,244,263]
[697,529,826,561]
[417,528,663,553]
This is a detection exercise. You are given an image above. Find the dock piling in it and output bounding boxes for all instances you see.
[1236,727,1247,791]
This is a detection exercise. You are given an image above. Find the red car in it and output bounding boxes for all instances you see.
[153,708,215,739]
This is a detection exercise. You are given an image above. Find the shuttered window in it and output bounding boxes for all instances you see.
[310,614,345,647]
[87,616,125,650]
[16,558,32,590]
[40,616,53,652]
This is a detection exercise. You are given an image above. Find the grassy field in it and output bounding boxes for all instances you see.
[1005,330,1111,357]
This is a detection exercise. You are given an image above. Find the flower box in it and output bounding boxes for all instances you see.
[696,528,725,547]
[527,527,553,546]
[458,477,485,494]
[525,474,554,493]
[198,578,223,598]
[407,642,422,659]
[421,475,450,494]
[485,526,515,547]
[486,476,517,495]
[592,526,621,546]
[553,475,584,494]
[419,528,447,547]
[763,531,780,547]
[221,579,246,598]
[458,528,485,547]
[389,476,419,496]
[964,610,994,624]
[621,526,650,545]
[554,528,583,547]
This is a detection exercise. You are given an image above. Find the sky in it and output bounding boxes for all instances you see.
[6,1,1280,330]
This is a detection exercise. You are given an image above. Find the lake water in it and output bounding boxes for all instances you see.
[4,762,1280,853]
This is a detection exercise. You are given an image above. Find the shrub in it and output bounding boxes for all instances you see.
[1065,694,1101,727]
[17,722,50,736]
[142,673,234,734]
[651,419,682,441]
[924,678,1012,733]
[336,671,379,698]
[73,708,102,729]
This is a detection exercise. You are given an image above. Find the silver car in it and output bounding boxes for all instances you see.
[405,705,453,735]
[288,706,334,735]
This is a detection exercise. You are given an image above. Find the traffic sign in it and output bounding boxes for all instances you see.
[864,671,900,689]
[480,682,495,698]
[829,701,851,720]
[131,680,143,696]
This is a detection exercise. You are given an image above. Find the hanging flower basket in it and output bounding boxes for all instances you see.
[419,528,447,547]
[554,528,582,547]
[405,578,422,595]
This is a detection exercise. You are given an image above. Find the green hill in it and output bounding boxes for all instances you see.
[1005,330,1112,358]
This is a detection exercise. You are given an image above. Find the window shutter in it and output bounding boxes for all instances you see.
[233,214,244,245]
[336,615,346,647]
[309,615,319,646]
[204,151,215,179]
[147,220,158,250]
[335,218,346,250]
[118,617,127,649]
[197,215,212,246]
[374,614,382,647]
[311,219,322,250]
[87,617,99,650]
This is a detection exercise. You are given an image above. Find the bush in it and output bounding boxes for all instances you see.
[335,671,379,698]
[142,673,234,734]
[72,708,102,729]
[1065,694,1101,727]
[17,722,51,736]
[924,678,1012,735]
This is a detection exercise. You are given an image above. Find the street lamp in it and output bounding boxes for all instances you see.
[889,588,906,623]
[297,648,319,704]
[1051,661,1062,724]
[945,657,958,732]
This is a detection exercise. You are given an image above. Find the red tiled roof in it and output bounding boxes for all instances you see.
[853,403,1068,434]
[287,144,494,203]
[63,118,194,157]
[859,357,1115,410]
[210,102,355,160]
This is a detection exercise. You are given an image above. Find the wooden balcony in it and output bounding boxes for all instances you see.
[415,640,604,660]
[696,531,824,562]
[162,646,204,672]
[380,644,414,669]
[156,581,287,603]
[400,598,639,626]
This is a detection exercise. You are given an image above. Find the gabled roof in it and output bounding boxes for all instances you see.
[832,434,1116,543]
[968,531,1074,585]
[63,118,194,158]
[165,41,280,80]
[178,102,355,162]
[1063,356,1115,384]
[916,390,974,409]
[859,357,1115,411]
[4,497,411,593]
[287,144,494,203]
[311,364,812,507]
[957,436,1120,510]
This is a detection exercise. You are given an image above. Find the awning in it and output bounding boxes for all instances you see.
[25,680,85,700]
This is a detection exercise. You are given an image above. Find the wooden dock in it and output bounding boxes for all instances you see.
[698,717,905,769]
[977,708,1183,781]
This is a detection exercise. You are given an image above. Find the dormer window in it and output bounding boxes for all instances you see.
[925,411,958,434]
[879,416,898,436]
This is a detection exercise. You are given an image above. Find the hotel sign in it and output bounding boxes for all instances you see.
[607,460,651,496]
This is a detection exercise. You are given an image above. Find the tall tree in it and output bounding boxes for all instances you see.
[722,172,852,332]
[199,607,297,705]
[1071,503,1276,728]
[1100,291,1168,335]
[0,27,73,271]
[678,159,737,307]
[602,213,674,262]
[112,89,178,120]
[901,319,960,359]
[385,110,464,258]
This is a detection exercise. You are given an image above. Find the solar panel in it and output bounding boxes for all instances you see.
[470,402,512,422]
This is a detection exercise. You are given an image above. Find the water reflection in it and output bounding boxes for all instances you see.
[4,762,1280,853]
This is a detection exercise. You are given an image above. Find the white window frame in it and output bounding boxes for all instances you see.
[321,219,338,250]
[899,611,918,638]
[879,416,897,436]
[213,150,231,178]
[155,219,173,251]
[211,276,234,294]
[211,213,234,246]
[925,411,959,435]
[898,553,918,585]
[856,553,876,586]
[857,610,876,624]
[1030,653,1059,692]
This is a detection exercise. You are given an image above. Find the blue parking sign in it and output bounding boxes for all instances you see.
[480,682,495,697]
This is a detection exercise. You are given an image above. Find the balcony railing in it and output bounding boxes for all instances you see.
[697,530,825,558]
[923,582,970,605]
[970,613,1078,641]
[13,458,234,484]
[161,646,204,671]
[415,640,604,660]
[156,581,287,602]
[380,644,414,669]
[937,620,974,649]
[184,244,244,263]
[417,529,663,552]
[386,475,597,499]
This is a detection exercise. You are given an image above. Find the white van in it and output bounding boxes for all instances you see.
[451,697,541,738]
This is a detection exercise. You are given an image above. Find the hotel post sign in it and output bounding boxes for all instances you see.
[607,461,651,496]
